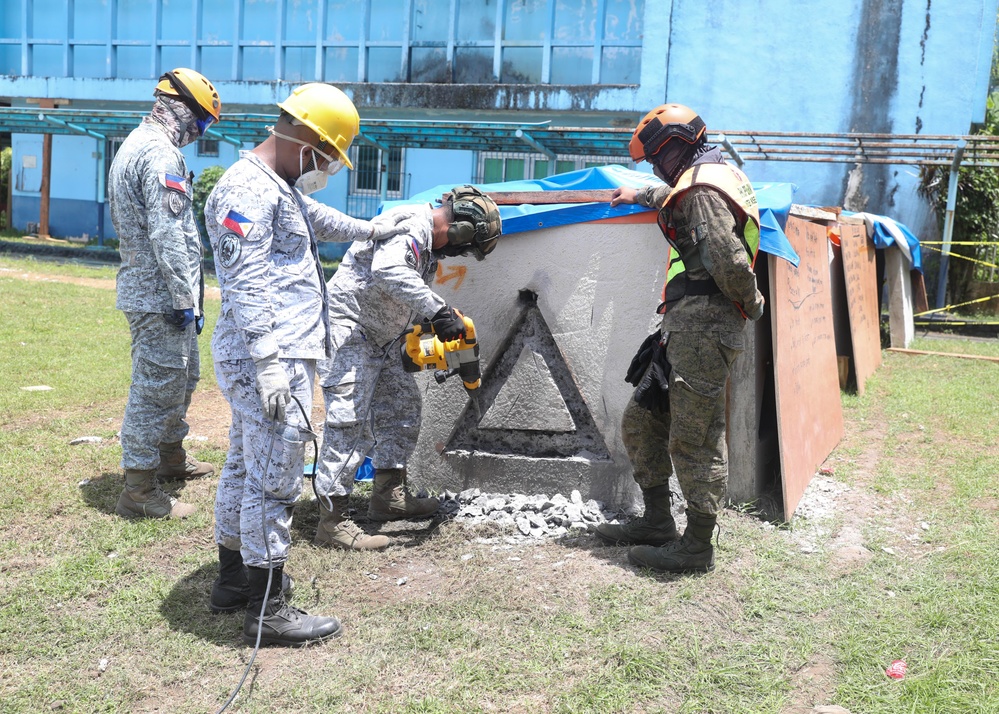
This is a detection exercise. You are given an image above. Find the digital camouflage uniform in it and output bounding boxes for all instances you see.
[110,99,204,472]
[625,149,763,516]
[315,203,444,499]
[208,150,374,568]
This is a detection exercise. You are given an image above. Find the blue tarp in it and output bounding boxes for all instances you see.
[841,210,923,273]
[385,165,800,267]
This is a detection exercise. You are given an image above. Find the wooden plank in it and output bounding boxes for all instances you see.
[839,222,882,395]
[770,216,844,519]
[887,347,999,363]
[487,190,618,205]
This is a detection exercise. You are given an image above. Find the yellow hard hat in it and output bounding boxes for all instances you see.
[155,68,221,133]
[278,83,360,170]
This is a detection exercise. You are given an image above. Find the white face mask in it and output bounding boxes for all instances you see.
[268,126,345,194]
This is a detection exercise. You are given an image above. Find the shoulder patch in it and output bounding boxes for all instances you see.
[217,233,243,270]
[404,238,420,270]
[221,209,254,240]
[159,172,189,195]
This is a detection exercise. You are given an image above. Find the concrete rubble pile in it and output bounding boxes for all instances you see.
[423,487,618,538]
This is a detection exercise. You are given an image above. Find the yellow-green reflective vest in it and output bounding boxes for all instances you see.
[659,162,761,291]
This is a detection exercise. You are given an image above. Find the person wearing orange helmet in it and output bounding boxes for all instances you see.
[205,83,405,647]
[109,68,223,521]
[597,104,765,575]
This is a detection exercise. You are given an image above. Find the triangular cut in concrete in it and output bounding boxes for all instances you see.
[478,346,576,433]
[447,292,611,460]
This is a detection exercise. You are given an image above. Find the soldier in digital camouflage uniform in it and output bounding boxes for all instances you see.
[595,104,765,574]
[110,68,222,521]
[311,185,502,552]
[206,83,405,647]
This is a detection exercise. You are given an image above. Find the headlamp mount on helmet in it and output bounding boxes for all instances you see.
[441,185,502,261]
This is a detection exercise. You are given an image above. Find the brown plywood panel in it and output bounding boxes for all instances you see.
[839,223,882,396]
[770,217,844,518]
[488,190,617,205]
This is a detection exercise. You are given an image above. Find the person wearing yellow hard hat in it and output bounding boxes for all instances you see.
[108,68,223,523]
[596,104,765,576]
[203,83,405,648]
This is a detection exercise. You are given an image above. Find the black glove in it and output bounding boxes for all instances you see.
[167,308,195,330]
[431,305,466,341]
[632,338,671,414]
[625,331,662,387]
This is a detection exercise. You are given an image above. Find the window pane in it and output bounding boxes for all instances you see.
[457,0,496,42]
[554,0,596,43]
[327,1,363,41]
[504,158,525,181]
[201,46,233,82]
[116,0,154,41]
[369,0,406,41]
[285,0,320,42]
[503,0,547,41]
[241,0,275,43]
[550,47,592,84]
[533,160,549,179]
[0,46,18,75]
[556,160,576,174]
[412,0,450,42]
[368,48,402,82]
[116,47,148,79]
[483,158,504,183]
[501,47,541,83]
[355,145,379,191]
[601,46,640,84]
[31,46,63,77]
[454,47,494,83]
[161,0,195,42]
[387,148,403,193]
[411,48,448,82]
[75,46,109,78]
[284,48,317,82]
[604,0,645,41]
[242,47,275,82]
[325,47,359,82]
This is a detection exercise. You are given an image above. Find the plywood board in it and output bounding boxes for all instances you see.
[770,217,845,518]
[839,222,882,395]
[488,190,617,205]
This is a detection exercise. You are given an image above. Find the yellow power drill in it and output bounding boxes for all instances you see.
[401,312,483,418]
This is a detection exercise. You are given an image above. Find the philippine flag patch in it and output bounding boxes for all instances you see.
[158,172,188,194]
[404,238,420,269]
[222,209,254,239]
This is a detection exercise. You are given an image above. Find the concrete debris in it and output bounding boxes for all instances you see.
[438,489,615,540]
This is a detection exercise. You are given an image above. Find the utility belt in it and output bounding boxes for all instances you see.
[657,276,721,315]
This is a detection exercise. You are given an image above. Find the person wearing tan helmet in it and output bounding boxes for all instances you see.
[597,104,765,575]
[110,68,222,522]
[205,83,405,647]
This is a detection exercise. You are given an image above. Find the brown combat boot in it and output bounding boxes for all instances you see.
[115,468,196,519]
[367,468,439,522]
[628,509,716,573]
[315,496,391,550]
[156,441,216,480]
[595,484,678,546]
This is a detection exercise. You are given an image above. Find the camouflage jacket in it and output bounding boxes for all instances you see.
[327,203,445,349]
[110,119,202,314]
[207,151,374,362]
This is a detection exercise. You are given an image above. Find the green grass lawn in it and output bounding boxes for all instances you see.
[1,255,998,713]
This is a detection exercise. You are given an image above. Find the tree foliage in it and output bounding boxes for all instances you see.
[192,164,225,240]
[918,97,999,305]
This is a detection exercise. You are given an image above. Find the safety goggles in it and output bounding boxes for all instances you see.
[196,115,216,137]
[267,126,347,176]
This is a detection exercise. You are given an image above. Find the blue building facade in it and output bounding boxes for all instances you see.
[1,0,996,245]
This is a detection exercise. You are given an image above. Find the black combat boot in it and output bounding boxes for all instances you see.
[210,546,295,614]
[595,484,678,546]
[242,565,342,647]
[628,509,716,573]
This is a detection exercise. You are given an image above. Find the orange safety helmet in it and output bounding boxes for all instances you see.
[629,103,706,163]
[155,68,221,135]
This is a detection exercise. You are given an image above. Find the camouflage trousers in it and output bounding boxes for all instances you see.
[621,330,741,516]
[314,322,421,498]
[120,311,199,471]
[213,357,316,567]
